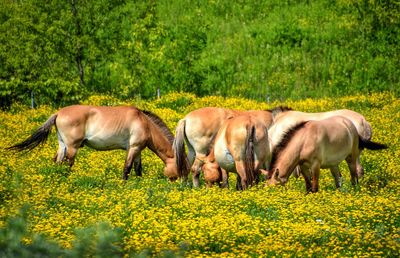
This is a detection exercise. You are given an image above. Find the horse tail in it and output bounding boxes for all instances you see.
[244,125,256,187]
[359,136,388,150]
[362,119,372,141]
[173,119,189,178]
[7,114,57,151]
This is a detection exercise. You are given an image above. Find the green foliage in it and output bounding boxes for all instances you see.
[0,207,124,258]
[0,0,399,108]
[0,205,64,258]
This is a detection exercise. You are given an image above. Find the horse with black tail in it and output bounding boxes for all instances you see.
[7,105,189,181]
[267,116,387,192]
[202,114,271,190]
[173,107,275,187]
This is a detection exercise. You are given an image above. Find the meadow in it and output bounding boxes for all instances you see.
[0,92,399,257]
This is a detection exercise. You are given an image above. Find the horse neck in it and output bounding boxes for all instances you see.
[274,136,303,179]
[146,120,174,164]
[205,145,216,163]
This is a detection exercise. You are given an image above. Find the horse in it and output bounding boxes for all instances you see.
[267,116,387,192]
[269,108,373,179]
[201,114,271,190]
[173,107,276,187]
[7,105,189,181]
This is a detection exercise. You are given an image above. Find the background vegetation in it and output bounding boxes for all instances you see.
[1,0,399,108]
[0,92,399,257]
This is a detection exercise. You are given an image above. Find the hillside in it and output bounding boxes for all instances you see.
[1,0,399,107]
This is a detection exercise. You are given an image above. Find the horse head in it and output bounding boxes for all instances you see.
[164,159,180,182]
[266,168,288,186]
[202,161,221,185]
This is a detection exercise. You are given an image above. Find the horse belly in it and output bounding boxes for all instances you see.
[320,144,352,168]
[84,134,127,150]
[215,145,235,171]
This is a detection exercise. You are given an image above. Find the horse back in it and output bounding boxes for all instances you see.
[185,107,238,133]
[184,107,238,152]
[301,116,359,167]
[56,105,146,150]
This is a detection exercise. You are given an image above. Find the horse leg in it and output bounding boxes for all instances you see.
[253,161,261,185]
[191,167,201,188]
[234,172,244,190]
[221,168,229,188]
[53,132,67,164]
[134,154,142,177]
[300,165,312,192]
[330,165,342,188]
[123,146,142,180]
[346,157,359,186]
[356,155,364,178]
[65,145,79,167]
[293,165,302,178]
[310,162,321,193]
[53,147,66,164]
[191,155,205,188]
[235,161,247,190]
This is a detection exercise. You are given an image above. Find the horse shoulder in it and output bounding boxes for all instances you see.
[300,123,321,156]
[129,109,157,139]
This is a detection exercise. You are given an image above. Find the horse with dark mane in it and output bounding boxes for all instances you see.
[173,107,283,187]
[267,116,387,192]
[7,105,189,181]
[269,108,373,178]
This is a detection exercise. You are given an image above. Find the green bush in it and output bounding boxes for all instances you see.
[0,0,399,108]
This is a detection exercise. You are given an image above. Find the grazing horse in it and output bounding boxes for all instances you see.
[201,115,271,190]
[269,109,373,179]
[174,107,275,187]
[7,105,189,181]
[267,116,387,192]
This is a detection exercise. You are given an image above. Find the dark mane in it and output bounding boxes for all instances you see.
[140,109,174,144]
[267,106,293,117]
[269,121,308,171]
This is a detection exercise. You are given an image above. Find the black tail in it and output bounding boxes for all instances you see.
[7,114,57,152]
[244,125,256,187]
[173,119,190,179]
[359,136,388,150]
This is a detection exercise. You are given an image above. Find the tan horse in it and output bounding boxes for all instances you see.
[7,105,189,181]
[201,114,271,190]
[267,116,387,192]
[173,107,275,187]
[269,109,373,179]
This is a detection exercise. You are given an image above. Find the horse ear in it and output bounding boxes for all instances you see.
[260,169,268,176]
[197,158,205,166]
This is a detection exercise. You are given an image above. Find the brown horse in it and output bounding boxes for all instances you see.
[7,105,189,181]
[201,114,271,190]
[267,116,387,192]
[173,107,275,187]
[269,109,373,178]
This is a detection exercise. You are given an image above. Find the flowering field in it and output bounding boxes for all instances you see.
[0,92,399,257]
